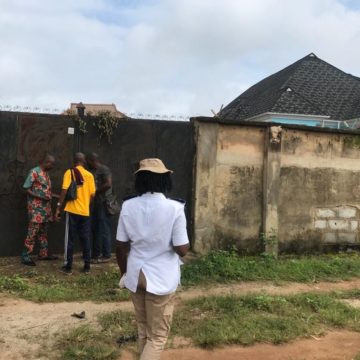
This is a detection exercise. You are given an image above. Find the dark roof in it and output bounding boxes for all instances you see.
[220,53,360,121]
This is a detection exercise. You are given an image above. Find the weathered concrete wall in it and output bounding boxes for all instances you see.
[194,122,265,254]
[279,129,360,252]
[193,118,360,254]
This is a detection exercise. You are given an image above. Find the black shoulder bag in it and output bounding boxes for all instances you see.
[65,169,77,201]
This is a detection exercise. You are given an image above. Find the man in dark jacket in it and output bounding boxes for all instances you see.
[87,153,113,263]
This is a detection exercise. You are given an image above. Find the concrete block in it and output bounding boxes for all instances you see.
[338,233,357,243]
[328,220,349,230]
[350,221,358,231]
[324,233,337,243]
[337,206,357,218]
[314,220,327,229]
[316,209,335,218]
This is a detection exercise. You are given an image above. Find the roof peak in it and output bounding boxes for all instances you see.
[220,53,360,121]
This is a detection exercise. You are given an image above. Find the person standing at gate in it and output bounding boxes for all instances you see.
[86,153,113,263]
[116,158,189,360]
[55,152,96,274]
[21,154,59,266]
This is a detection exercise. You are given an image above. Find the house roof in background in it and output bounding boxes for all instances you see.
[219,53,360,121]
[67,103,126,118]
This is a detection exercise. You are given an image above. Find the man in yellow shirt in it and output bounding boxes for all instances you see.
[55,153,96,274]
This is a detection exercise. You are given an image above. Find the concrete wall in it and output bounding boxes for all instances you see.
[193,122,265,254]
[193,118,360,254]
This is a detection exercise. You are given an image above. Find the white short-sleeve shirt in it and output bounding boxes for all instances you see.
[116,192,189,295]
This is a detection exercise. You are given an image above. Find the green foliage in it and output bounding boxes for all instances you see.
[344,135,360,149]
[57,310,136,360]
[0,275,29,292]
[93,110,119,144]
[1,252,360,302]
[0,269,130,303]
[65,110,87,134]
[172,293,360,348]
[55,292,360,356]
[260,229,278,259]
[98,310,137,338]
[57,325,120,360]
[181,251,360,286]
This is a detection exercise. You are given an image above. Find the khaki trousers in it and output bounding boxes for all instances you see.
[131,270,175,360]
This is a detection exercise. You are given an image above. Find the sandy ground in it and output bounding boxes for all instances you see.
[119,331,360,360]
[0,278,359,360]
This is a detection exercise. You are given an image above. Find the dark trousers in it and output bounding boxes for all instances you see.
[66,213,91,268]
[91,202,112,258]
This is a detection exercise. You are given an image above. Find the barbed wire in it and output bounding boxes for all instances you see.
[0,105,192,121]
[124,112,191,121]
[0,104,65,114]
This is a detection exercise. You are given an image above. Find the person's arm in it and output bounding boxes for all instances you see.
[55,189,67,221]
[173,244,190,257]
[54,170,71,221]
[116,242,130,275]
[172,206,190,257]
[26,189,51,201]
[116,210,130,276]
[23,169,50,200]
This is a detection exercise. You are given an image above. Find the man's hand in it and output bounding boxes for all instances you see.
[54,209,61,222]
[119,273,127,288]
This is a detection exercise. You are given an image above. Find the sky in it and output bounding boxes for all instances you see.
[0,0,359,117]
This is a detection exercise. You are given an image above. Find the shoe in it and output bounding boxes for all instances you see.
[83,265,90,274]
[38,255,59,261]
[22,258,36,266]
[98,256,111,263]
[60,265,72,275]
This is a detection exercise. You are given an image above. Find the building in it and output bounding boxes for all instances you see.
[219,53,360,129]
[66,103,126,118]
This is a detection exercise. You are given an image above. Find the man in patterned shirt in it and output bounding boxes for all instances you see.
[21,154,58,266]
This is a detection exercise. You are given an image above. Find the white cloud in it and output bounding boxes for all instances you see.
[0,0,359,116]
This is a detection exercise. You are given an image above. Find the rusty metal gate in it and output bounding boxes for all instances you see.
[0,112,194,256]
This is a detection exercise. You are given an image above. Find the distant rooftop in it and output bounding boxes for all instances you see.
[219,53,360,122]
[66,103,126,118]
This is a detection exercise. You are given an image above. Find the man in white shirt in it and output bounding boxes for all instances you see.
[116,158,189,360]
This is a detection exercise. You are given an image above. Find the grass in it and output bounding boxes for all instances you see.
[181,250,360,285]
[57,325,120,360]
[55,291,360,359]
[1,251,360,302]
[172,292,360,347]
[57,311,137,360]
[0,270,130,302]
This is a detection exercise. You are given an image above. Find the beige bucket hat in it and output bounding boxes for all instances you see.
[135,158,173,174]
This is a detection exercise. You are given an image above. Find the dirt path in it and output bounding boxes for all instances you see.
[0,295,133,360]
[0,278,359,360]
[120,331,360,360]
[179,278,360,300]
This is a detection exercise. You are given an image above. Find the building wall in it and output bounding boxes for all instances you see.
[279,128,360,252]
[193,119,360,254]
[193,122,265,254]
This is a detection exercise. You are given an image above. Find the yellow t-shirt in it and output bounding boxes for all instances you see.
[62,165,96,217]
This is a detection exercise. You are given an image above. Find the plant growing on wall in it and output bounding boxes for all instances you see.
[64,110,87,134]
[344,135,360,149]
[260,228,278,259]
[93,110,119,144]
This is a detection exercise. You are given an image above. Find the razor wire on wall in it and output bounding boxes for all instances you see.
[0,104,192,121]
